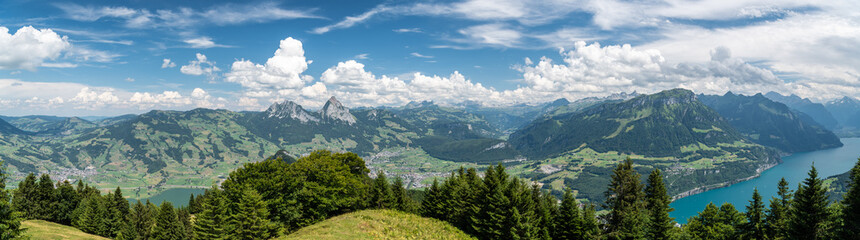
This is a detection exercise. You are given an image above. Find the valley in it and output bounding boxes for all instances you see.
[0,89,855,204]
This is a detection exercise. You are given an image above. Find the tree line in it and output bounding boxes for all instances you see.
[2,154,860,240]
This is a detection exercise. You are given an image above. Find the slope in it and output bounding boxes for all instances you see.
[764,92,838,130]
[281,210,475,240]
[700,92,842,153]
[21,220,110,240]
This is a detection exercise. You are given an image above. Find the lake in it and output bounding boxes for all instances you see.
[132,188,206,207]
[669,138,860,223]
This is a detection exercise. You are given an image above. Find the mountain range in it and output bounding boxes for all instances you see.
[0,89,852,202]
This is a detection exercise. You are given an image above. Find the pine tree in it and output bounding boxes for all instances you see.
[11,173,37,219]
[0,161,23,240]
[470,164,511,240]
[420,178,443,219]
[226,188,276,240]
[53,180,80,225]
[74,193,108,236]
[840,158,860,240]
[177,208,195,240]
[788,164,830,240]
[152,201,184,240]
[553,188,583,240]
[370,171,394,209]
[603,158,646,239]
[391,176,413,212]
[645,169,674,240]
[104,187,129,238]
[686,202,739,240]
[742,188,766,240]
[766,177,792,239]
[533,185,555,240]
[35,173,56,220]
[120,200,154,240]
[195,187,227,240]
[582,203,601,239]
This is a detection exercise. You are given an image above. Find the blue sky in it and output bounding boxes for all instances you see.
[1,0,859,116]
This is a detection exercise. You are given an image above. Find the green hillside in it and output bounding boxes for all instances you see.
[21,220,110,240]
[280,210,475,240]
[699,92,842,152]
[508,89,780,202]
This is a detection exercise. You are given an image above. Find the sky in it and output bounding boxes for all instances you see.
[1,0,859,116]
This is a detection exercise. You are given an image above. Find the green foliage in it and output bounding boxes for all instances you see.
[53,181,80,225]
[788,165,830,240]
[741,189,766,240]
[281,209,476,240]
[151,201,185,240]
[391,176,416,212]
[685,203,743,240]
[226,188,277,240]
[645,169,675,240]
[194,187,226,240]
[74,192,108,236]
[552,188,583,240]
[603,158,646,239]
[120,200,155,240]
[12,173,37,219]
[0,161,23,240]
[765,178,792,239]
[369,171,395,209]
[841,158,860,240]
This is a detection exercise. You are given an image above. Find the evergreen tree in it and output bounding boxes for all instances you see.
[226,188,276,240]
[765,178,793,239]
[53,180,80,225]
[120,200,154,240]
[742,188,766,240]
[177,208,195,240]
[420,178,443,219]
[0,161,23,240]
[507,179,539,240]
[533,185,555,240]
[35,174,55,220]
[788,165,830,240]
[74,193,108,236]
[391,176,413,212]
[840,158,860,240]
[12,173,37,219]
[685,202,739,240]
[195,187,227,240]
[470,164,511,240]
[151,201,184,240]
[553,188,583,240]
[582,203,601,239]
[370,171,394,209]
[645,169,674,240]
[105,187,129,237]
[603,158,646,239]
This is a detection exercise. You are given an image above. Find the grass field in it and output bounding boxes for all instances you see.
[20,220,109,240]
[281,209,475,240]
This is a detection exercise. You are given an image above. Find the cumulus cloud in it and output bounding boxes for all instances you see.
[0,26,71,70]
[162,58,176,68]
[184,36,229,48]
[70,87,121,109]
[224,37,312,96]
[180,53,220,79]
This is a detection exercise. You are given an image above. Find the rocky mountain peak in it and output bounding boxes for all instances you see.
[266,100,319,123]
[319,96,357,125]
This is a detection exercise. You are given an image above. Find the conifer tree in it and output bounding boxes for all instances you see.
[507,179,539,240]
[553,188,583,240]
[391,176,413,212]
[152,201,184,240]
[533,185,555,240]
[177,208,195,240]
[74,193,107,236]
[420,178,443,219]
[53,180,80,225]
[195,187,227,240]
[120,200,154,240]
[766,178,792,239]
[105,187,129,238]
[12,173,37,219]
[582,203,601,239]
[35,174,55,220]
[840,158,860,240]
[686,202,738,240]
[603,158,646,239]
[470,164,511,240]
[742,188,766,240]
[370,171,394,209]
[645,169,674,240]
[226,188,276,240]
[788,165,830,240]
[0,161,23,240]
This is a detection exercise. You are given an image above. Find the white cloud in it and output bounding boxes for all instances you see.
[410,52,433,58]
[393,28,422,33]
[184,36,229,48]
[312,6,388,34]
[129,91,192,109]
[41,63,78,68]
[125,77,135,82]
[162,58,176,68]
[224,37,312,95]
[354,53,369,59]
[55,4,138,21]
[180,53,220,79]
[453,23,523,48]
[70,87,121,109]
[201,2,322,25]
[0,26,71,70]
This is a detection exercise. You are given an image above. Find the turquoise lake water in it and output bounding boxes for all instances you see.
[669,138,860,223]
[132,188,206,207]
